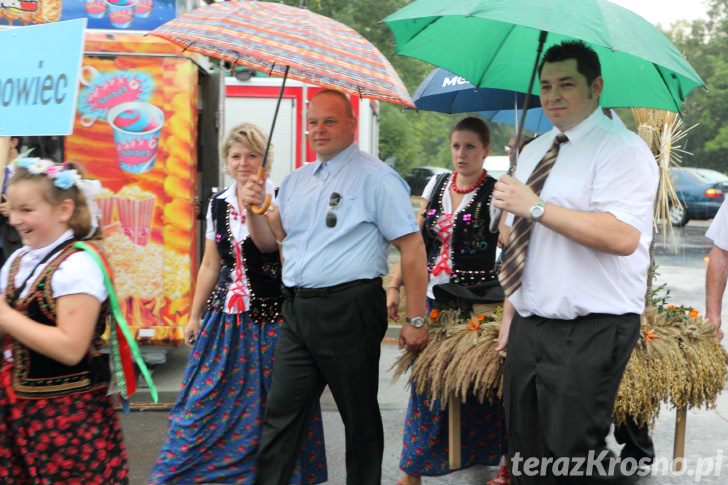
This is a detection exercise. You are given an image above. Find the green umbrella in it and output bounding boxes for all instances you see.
[382,0,705,113]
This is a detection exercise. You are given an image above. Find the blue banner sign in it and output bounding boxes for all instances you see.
[0,18,86,136]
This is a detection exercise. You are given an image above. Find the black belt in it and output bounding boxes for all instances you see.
[284,277,381,299]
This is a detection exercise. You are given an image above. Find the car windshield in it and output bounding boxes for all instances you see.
[684,168,728,184]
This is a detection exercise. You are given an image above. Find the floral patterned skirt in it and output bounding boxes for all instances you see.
[0,386,129,484]
[400,386,506,477]
[150,310,327,484]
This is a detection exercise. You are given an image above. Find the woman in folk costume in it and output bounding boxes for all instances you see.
[150,123,327,484]
[388,117,509,485]
[0,159,131,484]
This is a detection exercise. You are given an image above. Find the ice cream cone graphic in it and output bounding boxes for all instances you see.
[115,185,156,246]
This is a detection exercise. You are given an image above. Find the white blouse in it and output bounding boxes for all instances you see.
[0,229,108,302]
[205,181,277,314]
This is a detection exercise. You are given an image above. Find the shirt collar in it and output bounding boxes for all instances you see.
[312,142,358,180]
[222,184,240,212]
[558,106,604,144]
[22,229,75,262]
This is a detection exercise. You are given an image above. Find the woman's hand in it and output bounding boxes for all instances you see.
[240,174,266,210]
[0,195,9,217]
[264,204,286,243]
[386,287,401,321]
[184,317,201,347]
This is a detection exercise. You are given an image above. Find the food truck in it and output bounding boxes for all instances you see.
[1,0,380,349]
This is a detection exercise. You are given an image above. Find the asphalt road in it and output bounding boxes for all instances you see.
[120,220,728,484]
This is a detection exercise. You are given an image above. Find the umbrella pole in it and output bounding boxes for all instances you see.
[489,31,548,233]
[250,65,290,215]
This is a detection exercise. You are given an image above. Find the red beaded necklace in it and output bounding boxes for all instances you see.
[451,169,488,194]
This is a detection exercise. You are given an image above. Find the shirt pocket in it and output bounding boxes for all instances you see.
[542,174,592,211]
[328,192,358,225]
[281,191,314,229]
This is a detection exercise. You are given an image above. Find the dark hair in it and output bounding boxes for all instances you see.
[9,160,102,241]
[450,117,491,147]
[539,41,602,86]
[9,136,23,158]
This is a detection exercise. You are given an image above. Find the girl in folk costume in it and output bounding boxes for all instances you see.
[150,123,327,484]
[0,159,129,484]
[388,117,509,485]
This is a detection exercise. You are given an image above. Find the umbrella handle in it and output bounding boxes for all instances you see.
[250,166,272,215]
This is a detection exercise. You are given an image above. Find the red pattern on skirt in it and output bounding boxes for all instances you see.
[0,386,129,484]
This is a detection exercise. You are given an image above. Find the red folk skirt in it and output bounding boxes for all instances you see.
[0,382,129,485]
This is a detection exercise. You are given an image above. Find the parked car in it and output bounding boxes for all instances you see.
[669,167,728,226]
[404,166,450,196]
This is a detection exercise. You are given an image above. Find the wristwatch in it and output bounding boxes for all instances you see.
[406,316,427,328]
[529,200,546,222]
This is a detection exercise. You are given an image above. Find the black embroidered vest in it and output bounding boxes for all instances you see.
[6,244,110,399]
[207,190,283,322]
[422,173,499,287]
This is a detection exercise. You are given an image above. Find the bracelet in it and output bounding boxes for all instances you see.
[275,240,283,246]
[388,285,400,290]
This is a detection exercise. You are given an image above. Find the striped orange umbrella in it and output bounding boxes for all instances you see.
[149,0,414,108]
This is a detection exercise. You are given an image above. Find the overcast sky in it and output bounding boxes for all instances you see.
[608,0,708,26]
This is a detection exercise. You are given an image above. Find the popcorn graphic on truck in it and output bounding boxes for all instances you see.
[65,30,203,346]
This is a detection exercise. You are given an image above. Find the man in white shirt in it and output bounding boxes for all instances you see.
[705,199,728,342]
[493,41,658,483]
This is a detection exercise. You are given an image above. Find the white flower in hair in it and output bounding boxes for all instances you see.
[17,158,53,175]
[78,179,103,240]
[78,178,102,201]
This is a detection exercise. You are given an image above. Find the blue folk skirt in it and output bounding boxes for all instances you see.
[400,387,506,477]
[150,310,327,484]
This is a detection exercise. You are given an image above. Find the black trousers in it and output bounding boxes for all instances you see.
[255,278,387,485]
[614,417,654,464]
[503,312,640,484]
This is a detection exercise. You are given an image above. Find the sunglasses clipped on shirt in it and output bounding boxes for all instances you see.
[326,192,342,228]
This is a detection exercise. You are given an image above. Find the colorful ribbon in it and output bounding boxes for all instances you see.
[431,214,454,276]
[73,242,158,403]
[227,241,248,325]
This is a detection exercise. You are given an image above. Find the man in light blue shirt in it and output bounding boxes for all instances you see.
[244,89,428,484]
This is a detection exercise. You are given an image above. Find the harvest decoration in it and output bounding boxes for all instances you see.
[613,303,728,428]
[392,300,727,424]
[391,302,503,409]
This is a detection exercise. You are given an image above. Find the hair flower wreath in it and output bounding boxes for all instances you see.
[13,157,103,239]
[15,158,83,190]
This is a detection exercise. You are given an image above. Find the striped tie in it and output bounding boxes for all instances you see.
[498,134,568,296]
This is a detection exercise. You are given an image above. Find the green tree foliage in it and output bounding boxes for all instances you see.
[665,0,728,172]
